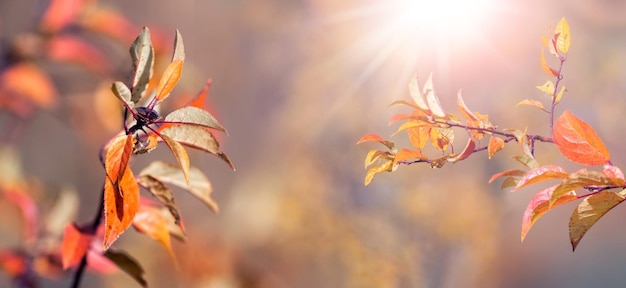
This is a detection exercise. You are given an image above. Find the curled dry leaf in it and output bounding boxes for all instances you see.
[448,138,475,163]
[139,161,218,213]
[457,90,479,122]
[159,133,191,184]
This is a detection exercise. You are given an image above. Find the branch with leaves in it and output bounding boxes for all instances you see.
[358,17,624,251]
[65,28,234,287]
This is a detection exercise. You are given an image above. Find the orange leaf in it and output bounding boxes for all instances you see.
[79,7,137,44]
[365,149,393,168]
[553,110,610,166]
[47,35,110,74]
[154,60,184,102]
[550,169,620,206]
[103,164,139,250]
[189,79,212,109]
[388,114,413,126]
[488,169,526,184]
[393,149,426,165]
[521,185,577,242]
[62,223,94,269]
[540,49,560,77]
[570,191,626,251]
[487,136,505,159]
[0,63,57,110]
[357,134,395,150]
[448,138,475,163]
[513,165,568,191]
[39,0,87,32]
[429,127,453,151]
[132,205,176,263]
[103,134,139,250]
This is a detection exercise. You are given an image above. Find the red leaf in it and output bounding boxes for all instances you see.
[62,223,94,269]
[553,110,610,166]
[513,165,568,191]
[448,138,475,163]
[521,185,577,241]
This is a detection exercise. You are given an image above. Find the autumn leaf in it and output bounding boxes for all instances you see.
[550,169,620,206]
[408,74,429,111]
[423,73,445,117]
[429,127,453,151]
[448,138,475,163]
[393,148,426,165]
[536,80,555,95]
[39,0,85,32]
[365,149,393,168]
[513,165,568,191]
[555,86,567,104]
[487,136,505,159]
[521,185,577,242]
[159,134,191,184]
[165,106,227,133]
[555,17,571,54]
[540,49,560,77]
[136,175,183,229]
[456,90,479,122]
[111,81,133,111]
[513,154,540,169]
[189,79,212,109]
[488,169,526,184]
[104,249,147,287]
[365,160,394,186]
[132,204,176,263]
[603,165,625,184]
[569,190,626,251]
[159,125,219,155]
[139,161,219,213]
[357,134,395,150]
[62,223,93,269]
[154,60,184,102]
[172,30,185,62]
[47,35,110,74]
[516,99,548,113]
[553,110,610,166]
[130,27,155,103]
[0,63,57,110]
[103,134,139,250]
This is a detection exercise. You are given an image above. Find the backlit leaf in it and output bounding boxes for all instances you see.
[159,134,191,184]
[487,136,505,159]
[393,148,426,165]
[536,80,555,95]
[521,185,577,242]
[423,73,445,117]
[104,249,147,287]
[62,223,93,269]
[555,17,571,54]
[488,169,526,183]
[513,154,540,169]
[103,134,139,250]
[154,60,183,102]
[357,134,395,150]
[365,160,393,186]
[408,126,430,150]
[365,149,393,168]
[132,205,176,263]
[429,127,453,151]
[160,125,219,155]
[516,99,548,113]
[136,175,182,228]
[603,165,625,185]
[551,169,620,206]
[448,138,475,163]
[553,110,610,166]
[139,161,218,213]
[130,27,155,103]
[569,190,626,251]
[189,79,212,109]
[392,120,431,136]
[540,49,560,77]
[165,106,226,133]
[457,90,479,121]
[408,74,429,111]
[513,165,568,191]
[111,81,133,111]
[501,177,519,189]
[172,30,185,62]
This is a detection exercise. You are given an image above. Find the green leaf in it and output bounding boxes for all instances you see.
[569,190,626,251]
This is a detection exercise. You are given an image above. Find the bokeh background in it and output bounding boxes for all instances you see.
[2,0,626,287]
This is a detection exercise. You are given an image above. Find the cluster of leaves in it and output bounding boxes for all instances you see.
[60,28,233,287]
[359,18,626,251]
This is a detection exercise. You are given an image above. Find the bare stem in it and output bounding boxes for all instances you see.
[549,55,567,134]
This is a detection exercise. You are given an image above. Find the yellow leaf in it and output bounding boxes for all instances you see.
[555,86,567,104]
[516,99,549,113]
[555,17,571,54]
[429,127,453,151]
[155,60,184,102]
[365,160,393,186]
[536,80,555,95]
[570,191,626,251]
[540,49,559,77]
[487,136,505,159]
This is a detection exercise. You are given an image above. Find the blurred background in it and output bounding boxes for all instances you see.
[2,0,626,287]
